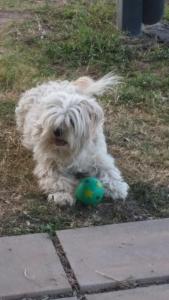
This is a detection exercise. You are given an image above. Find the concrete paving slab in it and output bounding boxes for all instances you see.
[52,298,77,300]
[60,298,77,300]
[86,284,169,300]
[57,218,169,292]
[0,233,72,299]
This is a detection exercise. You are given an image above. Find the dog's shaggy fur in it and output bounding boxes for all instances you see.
[16,73,129,206]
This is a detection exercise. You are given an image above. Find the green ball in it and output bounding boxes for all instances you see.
[75,177,104,206]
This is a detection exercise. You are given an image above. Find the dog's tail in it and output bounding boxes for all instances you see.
[73,73,121,96]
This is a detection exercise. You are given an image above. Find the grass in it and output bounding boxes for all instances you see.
[0,101,15,118]
[0,0,169,236]
[0,0,50,10]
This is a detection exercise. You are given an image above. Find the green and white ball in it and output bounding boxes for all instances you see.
[75,177,104,206]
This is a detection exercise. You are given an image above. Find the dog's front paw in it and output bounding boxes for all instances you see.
[106,181,129,201]
[48,192,75,206]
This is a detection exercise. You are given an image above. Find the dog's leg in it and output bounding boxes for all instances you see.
[35,165,77,206]
[47,175,77,206]
[97,154,129,201]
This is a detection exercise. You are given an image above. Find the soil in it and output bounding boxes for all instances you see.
[0,11,31,27]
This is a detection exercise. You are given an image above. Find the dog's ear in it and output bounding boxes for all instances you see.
[81,98,104,128]
[73,73,121,96]
[73,76,94,92]
[32,122,43,138]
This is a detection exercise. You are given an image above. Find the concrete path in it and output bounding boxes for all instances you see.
[0,233,72,299]
[57,218,169,292]
[1,219,169,299]
[86,285,169,300]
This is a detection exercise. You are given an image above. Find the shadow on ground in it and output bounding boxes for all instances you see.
[1,182,168,236]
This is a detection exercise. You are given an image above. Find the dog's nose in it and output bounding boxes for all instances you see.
[54,128,63,138]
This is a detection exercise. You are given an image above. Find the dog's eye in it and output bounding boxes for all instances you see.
[54,128,63,137]
[70,118,75,129]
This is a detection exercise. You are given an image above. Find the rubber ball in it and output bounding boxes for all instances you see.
[75,177,104,206]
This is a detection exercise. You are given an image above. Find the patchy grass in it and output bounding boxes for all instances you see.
[0,0,49,10]
[0,0,169,236]
[0,101,15,119]
[39,2,130,71]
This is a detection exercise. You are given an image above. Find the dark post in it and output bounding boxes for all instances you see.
[117,0,165,36]
[143,0,165,25]
[117,0,143,36]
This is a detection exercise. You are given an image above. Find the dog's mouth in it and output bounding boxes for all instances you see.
[54,137,68,146]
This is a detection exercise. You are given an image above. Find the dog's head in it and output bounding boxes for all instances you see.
[33,90,104,160]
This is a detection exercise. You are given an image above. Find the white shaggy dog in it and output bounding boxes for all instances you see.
[16,73,129,206]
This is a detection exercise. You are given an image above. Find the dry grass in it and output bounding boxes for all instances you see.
[104,104,169,185]
[0,0,169,235]
[0,0,48,10]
